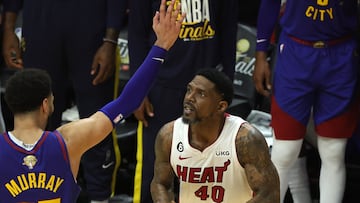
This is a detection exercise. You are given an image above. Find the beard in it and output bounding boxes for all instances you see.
[182,116,191,124]
[182,110,216,125]
[182,115,200,124]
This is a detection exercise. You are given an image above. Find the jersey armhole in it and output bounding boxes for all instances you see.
[53,131,70,164]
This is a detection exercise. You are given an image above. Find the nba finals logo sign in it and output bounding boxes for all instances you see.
[172,0,216,41]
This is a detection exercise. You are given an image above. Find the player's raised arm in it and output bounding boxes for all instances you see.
[58,0,186,177]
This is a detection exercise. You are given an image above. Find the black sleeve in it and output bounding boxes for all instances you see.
[219,0,239,80]
[128,0,155,76]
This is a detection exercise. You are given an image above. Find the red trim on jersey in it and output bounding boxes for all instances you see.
[32,131,49,151]
[53,131,69,162]
[4,131,49,154]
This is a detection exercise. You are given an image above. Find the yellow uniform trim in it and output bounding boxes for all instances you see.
[133,121,143,203]
[110,46,122,197]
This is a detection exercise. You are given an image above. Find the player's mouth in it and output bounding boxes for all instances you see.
[183,103,195,114]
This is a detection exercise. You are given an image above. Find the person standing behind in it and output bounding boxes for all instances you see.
[127,1,239,202]
[0,0,8,133]
[2,0,127,202]
[151,68,280,203]
[254,0,359,202]
[0,2,185,202]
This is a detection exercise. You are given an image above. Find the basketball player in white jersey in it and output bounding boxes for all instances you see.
[151,69,279,203]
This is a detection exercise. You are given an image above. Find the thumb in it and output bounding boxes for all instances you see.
[90,59,98,75]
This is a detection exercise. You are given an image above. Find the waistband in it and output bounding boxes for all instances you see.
[288,35,353,48]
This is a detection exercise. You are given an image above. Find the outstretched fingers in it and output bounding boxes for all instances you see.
[153,0,186,50]
[167,0,181,24]
[170,0,186,27]
[159,0,167,20]
[155,0,185,27]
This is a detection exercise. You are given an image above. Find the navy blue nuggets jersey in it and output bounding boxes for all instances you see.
[280,0,358,40]
[0,131,80,202]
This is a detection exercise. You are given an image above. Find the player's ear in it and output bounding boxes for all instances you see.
[41,97,49,113]
[217,100,228,112]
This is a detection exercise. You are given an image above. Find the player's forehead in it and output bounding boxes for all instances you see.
[188,75,215,91]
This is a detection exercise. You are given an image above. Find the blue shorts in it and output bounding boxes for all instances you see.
[271,33,360,140]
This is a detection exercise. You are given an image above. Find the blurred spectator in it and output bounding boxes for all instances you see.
[0,0,7,133]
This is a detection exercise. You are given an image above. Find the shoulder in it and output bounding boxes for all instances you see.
[156,121,175,146]
[155,121,176,157]
[235,122,270,166]
[158,121,175,137]
[237,122,265,142]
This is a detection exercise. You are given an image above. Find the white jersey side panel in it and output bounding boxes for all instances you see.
[170,115,253,203]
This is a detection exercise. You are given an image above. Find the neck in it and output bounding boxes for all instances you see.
[192,114,225,133]
[12,113,47,144]
[189,115,225,151]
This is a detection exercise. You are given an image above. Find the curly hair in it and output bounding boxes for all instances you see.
[196,68,234,105]
[4,68,52,114]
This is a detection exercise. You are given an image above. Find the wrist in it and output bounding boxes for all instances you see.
[103,38,118,45]
[255,51,268,60]
[154,40,172,51]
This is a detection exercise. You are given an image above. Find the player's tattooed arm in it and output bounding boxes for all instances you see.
[236,123,280,203]
[151,121,176,203]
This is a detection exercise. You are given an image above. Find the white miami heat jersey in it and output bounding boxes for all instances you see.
[170,115,253,203]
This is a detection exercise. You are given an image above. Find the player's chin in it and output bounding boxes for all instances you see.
[182,115,192,124]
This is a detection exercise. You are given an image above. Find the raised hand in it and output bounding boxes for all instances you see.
[153,0,186,50]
